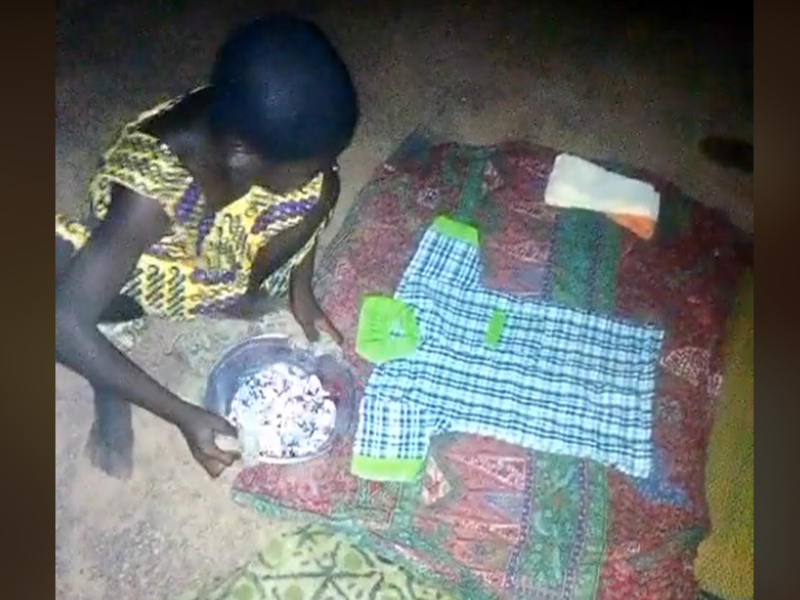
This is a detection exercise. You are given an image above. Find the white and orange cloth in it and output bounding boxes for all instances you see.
[544,154,661,240]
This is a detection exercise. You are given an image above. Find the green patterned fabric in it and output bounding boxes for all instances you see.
[174,523,457,600]
[549,209,622,312]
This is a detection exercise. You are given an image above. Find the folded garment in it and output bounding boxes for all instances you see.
[351,217,664,482]
[544,153,661,240]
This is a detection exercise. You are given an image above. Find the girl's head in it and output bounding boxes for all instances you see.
[209,15,358,192]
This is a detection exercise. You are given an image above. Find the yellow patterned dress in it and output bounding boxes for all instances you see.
[55,95,329,320]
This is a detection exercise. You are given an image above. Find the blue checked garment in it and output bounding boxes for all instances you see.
[353,221,665,478]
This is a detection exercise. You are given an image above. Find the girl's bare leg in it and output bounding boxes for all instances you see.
[57,235,142,479]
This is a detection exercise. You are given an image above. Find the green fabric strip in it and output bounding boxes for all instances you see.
[592,217,624,312]
[350,455,425,483]
[485,308,507,348]
[549,210,594,309]
[432,215,480,246]
[451,151,490,225]
[542,208,621,600]
[548,209,622,313]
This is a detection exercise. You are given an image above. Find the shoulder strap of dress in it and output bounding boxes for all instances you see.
[92,91,200,221]
[98,130,193,219]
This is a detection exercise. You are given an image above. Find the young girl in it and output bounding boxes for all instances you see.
[55,15,359,479]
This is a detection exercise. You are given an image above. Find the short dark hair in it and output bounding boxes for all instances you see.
[209,14,359,162]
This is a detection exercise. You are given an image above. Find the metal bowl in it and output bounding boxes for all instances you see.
[202,334,356,465]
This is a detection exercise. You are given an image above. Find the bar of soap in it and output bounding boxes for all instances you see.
[214,434,242,453]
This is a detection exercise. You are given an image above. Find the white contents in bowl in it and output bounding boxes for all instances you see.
[228,363,336,459]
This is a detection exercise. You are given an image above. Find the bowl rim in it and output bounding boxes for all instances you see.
[207,333,293,380]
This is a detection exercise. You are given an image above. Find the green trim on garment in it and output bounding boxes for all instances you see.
[350,455,425,483]
[485,308,507,348]
[432,216,480,246]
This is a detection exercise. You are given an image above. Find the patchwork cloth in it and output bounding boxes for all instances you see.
[232,140,750,600]
[352,217,665,480]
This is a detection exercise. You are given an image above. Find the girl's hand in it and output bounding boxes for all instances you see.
[177,405,240,478]
[289,287,343,345]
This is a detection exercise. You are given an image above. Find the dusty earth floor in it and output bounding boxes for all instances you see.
[55,1,753,598]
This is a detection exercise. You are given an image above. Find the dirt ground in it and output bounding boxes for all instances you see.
[55,1,753,598]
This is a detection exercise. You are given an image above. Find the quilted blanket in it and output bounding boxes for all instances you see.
[230,139,749,600]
